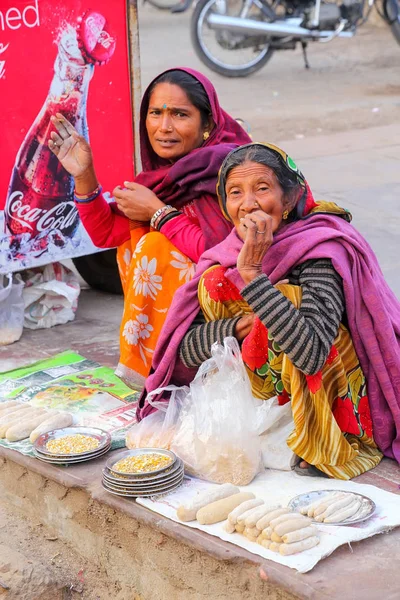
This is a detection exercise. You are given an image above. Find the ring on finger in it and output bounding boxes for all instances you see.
[256,229,266,234]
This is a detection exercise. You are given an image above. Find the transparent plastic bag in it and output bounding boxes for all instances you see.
[0,273,25,346]
[171,337,263,485]
[126,385,188,450]
[254,397,295,471]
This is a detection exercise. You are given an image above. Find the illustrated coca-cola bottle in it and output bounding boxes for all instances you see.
[5,12,116,248]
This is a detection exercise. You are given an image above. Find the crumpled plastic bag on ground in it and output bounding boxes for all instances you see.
[22,263,80,330]
[171,337,263,486]
[0,273,25,345]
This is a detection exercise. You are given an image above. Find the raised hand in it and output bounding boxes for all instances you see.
[237,210,274,285]
[48,113,94,179]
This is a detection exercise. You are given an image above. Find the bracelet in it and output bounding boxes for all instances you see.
[157,210,182,231]
[150,205,174,229]
[153,206,179,230]
[74,184,102,203]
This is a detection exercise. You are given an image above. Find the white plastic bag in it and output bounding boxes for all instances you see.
[0,273,25,346]
[126,385,188,450]
[171,337,263,486]
[254,397,296,471]
[22,263,80,329]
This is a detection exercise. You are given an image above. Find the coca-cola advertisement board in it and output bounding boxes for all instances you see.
[0,0,135,273]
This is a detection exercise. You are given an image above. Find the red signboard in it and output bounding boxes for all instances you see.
[0,0,135,273]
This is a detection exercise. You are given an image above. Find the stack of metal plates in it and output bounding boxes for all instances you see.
[33,427,112,464]
[102,448,184,497]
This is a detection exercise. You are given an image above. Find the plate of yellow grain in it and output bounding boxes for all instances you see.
[34,427,111,458]
[106,448,176,476]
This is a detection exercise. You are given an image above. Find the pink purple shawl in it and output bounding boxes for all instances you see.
[139,213,400,463]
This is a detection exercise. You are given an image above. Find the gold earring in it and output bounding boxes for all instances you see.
[282,210,289,220]
[203,131,210,141]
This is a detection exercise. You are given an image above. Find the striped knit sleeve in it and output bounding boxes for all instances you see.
[241,259,344,375]
[179,312,241,369]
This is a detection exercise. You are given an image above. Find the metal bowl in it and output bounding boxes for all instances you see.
[288,489,376,525]
[34,427,111,457]
[106,448,177,476]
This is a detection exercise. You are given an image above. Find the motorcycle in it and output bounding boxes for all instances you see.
[191,0,400,76]
[144,0,193,12]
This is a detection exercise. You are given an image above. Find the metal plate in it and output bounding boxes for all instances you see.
[102,469,184,491]
[34,427,111,457]
[101,477,184,498]
[106,448,177,476]
[102,458,184,484]
[34,443,111,461]
[288,490,376,525]
[33,445,111,464]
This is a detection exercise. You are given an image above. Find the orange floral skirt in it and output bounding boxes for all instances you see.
[115,228,195,388]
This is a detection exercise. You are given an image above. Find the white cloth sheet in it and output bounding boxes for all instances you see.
[137,469,400,573]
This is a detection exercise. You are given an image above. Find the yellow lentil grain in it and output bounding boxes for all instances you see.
[46,434,100,455]
[113,453,173,473]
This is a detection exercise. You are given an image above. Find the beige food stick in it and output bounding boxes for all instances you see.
[223,520,236,534]
[313,493,347,516]
[274,518,311,537]
[269,512,300,529]
[177,483,240,522]
[282,526,317,544]
[6,412,57,442]
[29,412,73,443]
[196,492,255,525]
[323,499,361,523]
[256,507,289,530]
[228,498,264,525]
[245,505,274,528]
[279,536,320,555]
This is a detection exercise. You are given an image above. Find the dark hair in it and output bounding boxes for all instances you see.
[223,145,301,202]
[148,70,212,128]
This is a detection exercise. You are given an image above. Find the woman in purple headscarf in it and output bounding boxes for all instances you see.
[139,143,400,480]
[49,68,251,388]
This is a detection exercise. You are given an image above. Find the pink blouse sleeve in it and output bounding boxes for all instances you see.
[160,214,205,263]
[75,194,131,249]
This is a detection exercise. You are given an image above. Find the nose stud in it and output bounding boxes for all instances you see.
[254,201,259,207]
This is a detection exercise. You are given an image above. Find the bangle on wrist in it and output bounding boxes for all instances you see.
[157,210,182,231]
[74,184,102,203]
[150,205,176,229]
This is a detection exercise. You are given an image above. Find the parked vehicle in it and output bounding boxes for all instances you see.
[191,0,400,77]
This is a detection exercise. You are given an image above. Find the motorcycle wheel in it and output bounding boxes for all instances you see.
[191,0,274,77]
[384,0,400,44]
[146,0,180,9]
[73,249,123,295]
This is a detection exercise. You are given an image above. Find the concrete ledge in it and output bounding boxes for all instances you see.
[1,446,399,599]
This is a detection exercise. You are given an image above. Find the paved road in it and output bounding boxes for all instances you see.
[138,7,400,141]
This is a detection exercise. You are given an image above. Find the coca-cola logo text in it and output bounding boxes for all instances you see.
[7,191,78,233]
[86,16,115,50]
